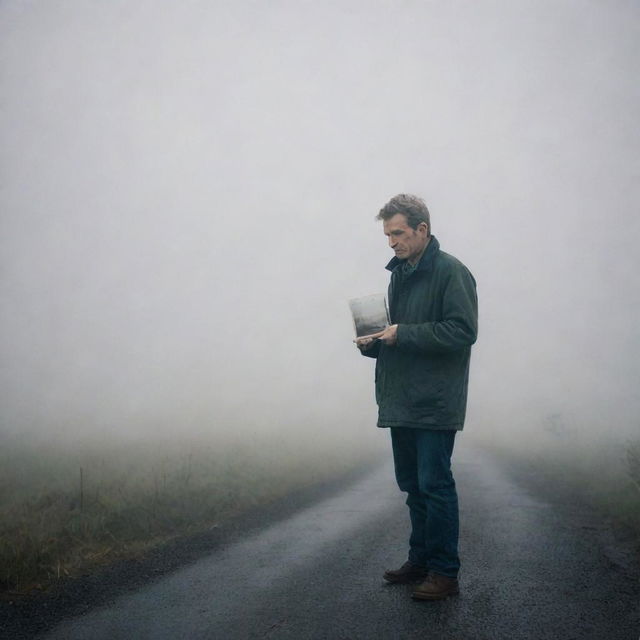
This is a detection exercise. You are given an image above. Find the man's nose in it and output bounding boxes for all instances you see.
[389,236,397,247]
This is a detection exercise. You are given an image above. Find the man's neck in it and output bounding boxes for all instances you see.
[408,236,431,266]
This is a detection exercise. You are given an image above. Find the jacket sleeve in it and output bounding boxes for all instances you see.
[396,266,478,353]
[359,340,381,359]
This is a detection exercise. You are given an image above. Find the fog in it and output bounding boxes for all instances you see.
[1,0,638,457]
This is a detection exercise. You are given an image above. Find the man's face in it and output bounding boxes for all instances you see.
[383,214,429,264]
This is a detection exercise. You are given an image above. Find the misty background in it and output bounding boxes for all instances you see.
[1,0,638,459]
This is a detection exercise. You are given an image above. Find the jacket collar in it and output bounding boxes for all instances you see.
[385,235,440,272]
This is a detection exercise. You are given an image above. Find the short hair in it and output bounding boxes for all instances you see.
[376,194,430,234]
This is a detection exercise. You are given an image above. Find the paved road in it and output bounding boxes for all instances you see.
[42,444,639,640]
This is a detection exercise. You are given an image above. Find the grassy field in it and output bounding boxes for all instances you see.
[474,428,640,541]
[4,423,637,596]
[0,431,384,595]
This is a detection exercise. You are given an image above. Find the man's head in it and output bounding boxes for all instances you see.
[376,194,431,264]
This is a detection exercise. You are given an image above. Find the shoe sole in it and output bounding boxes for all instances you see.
[411,589,459,601]
[383,574,429,584]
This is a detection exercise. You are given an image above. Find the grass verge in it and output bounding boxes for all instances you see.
[473,430,640,543]
[0,431,383,596]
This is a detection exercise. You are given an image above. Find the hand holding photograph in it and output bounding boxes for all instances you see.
[348,293,390,340]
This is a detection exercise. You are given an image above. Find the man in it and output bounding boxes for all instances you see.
[357,194,477,601]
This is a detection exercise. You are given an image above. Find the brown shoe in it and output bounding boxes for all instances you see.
[383,561,429,584]
[411,573,459,600]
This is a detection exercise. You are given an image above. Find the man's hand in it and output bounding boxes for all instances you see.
[355,334,379,350]
[355,324,398,349]
[377,324,398,346]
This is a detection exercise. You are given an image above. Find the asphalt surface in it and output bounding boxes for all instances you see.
[13,443,640,639]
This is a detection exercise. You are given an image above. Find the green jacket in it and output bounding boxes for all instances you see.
[362,236,478,430]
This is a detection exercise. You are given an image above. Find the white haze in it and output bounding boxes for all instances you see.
[1,1,638,453]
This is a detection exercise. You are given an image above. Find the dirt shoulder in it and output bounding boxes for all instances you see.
[484,445,640,579]
[1,460,378,640]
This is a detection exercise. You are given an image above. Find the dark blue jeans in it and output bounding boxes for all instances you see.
[390,427,459,578]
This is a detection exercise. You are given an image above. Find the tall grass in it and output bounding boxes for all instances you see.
[472,420,640,539]
[0,432,383,594]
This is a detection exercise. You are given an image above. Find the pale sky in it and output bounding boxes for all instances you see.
[1,0,638,450]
